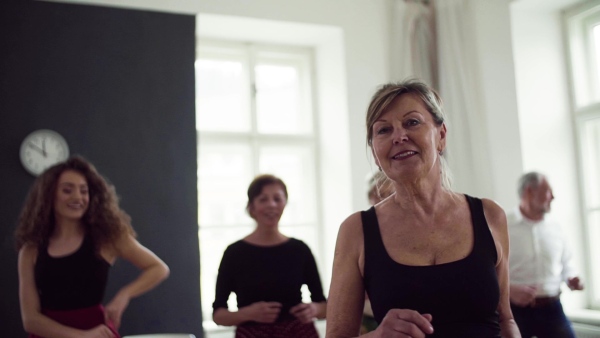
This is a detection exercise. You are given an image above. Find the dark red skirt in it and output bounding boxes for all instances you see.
[29,304,120,338]
[235,319,319,338]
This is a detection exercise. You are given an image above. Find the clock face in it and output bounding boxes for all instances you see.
[20,129,70,176]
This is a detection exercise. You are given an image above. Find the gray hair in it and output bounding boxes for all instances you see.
[517,172,545,198]
[365,79,451,189]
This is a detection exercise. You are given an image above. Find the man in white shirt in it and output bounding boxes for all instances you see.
[508,172,584,338]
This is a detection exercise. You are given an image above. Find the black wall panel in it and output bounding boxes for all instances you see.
[0,1,202,336]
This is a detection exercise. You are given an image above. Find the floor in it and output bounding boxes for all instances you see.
[204,319,327,338]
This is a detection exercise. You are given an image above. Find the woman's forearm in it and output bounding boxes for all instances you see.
[115,261,169,300]
[500,318,522,338]
[213,307,251,326]
[23,313,86,338]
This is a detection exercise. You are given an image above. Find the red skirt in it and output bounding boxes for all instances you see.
[235,319,319,338]
[29,304,120,338]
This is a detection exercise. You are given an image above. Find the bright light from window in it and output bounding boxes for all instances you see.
[255,64,310,134]
[196,59,250,132]
[594,24,600,91]
[196,42,319,324]
[581,118,600,209]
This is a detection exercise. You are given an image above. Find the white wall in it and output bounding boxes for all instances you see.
[470,0,523,209]
[510,0,587,309]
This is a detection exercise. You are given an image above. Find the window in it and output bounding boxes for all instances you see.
[565,0,600,308]
[196,40,322,323]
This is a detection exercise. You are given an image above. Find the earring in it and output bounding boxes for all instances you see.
[378,166,382,171]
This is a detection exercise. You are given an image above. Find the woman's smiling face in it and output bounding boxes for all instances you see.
[371,93,446,183]
[248,183,287,228]
[53,170,89,223]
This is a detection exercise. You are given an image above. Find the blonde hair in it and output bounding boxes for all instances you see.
[365,79,452,190]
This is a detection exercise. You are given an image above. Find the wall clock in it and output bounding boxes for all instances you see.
[20,129,70,176]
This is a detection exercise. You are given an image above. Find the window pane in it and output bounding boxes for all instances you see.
[594,24,600,90]
[198,141,254,227]
[196,59,250,132]
[199,225,253,321]
[255,64,311,134]
[581,118,600,209]
[587,210,600,305]
[259,144,317,226]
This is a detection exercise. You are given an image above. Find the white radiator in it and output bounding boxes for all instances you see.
[573,322,600,338]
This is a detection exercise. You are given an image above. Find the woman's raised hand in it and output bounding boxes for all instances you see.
[374,309,434,338]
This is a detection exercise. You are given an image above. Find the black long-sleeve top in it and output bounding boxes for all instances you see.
[212,238,326,322]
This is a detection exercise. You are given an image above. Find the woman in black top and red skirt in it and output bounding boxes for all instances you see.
[212,174,327,338]
[16,156,170,338]
[326,79,521,338]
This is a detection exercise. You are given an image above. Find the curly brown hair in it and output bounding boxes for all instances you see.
[15,155,136,252]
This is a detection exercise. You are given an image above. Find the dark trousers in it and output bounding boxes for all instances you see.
[511,299,576,338]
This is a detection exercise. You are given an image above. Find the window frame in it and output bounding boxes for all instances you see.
[196,39,325,325]
[564,0,600,309]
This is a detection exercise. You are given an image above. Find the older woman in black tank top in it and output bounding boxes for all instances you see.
[326,80,520,338]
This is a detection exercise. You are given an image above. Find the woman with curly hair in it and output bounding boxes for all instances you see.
[16,155,169,338]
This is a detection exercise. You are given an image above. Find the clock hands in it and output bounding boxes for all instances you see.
[27,142,47,157]
[42,138,47,157]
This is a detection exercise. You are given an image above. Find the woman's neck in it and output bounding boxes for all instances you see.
[52,218,84,238]
[392,178,451,211]
[244,227,287,246]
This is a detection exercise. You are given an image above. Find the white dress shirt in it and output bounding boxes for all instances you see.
[507,207,576,297]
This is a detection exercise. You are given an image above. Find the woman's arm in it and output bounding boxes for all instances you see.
[325,213,369,337]
[18,245,115,338]
[482,199,521,338]
[211,245,282,326]
[104,235,170,328]
[291,242,327,322]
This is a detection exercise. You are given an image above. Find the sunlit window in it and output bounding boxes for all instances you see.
[196,41,321,324]
[594,24,600,91]
[580,117,600,302]
[565,3,600,308]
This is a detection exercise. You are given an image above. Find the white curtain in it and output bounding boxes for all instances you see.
[390,0,438,88]
[435,0,494,197]
[389,0,494,196]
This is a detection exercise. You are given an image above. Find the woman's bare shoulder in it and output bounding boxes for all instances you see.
[480,198,508,228]
[338,211,365,236]
[18,244,38,264]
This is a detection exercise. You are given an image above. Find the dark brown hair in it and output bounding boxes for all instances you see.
[246,174,288,213]
[15,155,136,251]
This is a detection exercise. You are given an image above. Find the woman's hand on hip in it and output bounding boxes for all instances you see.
[374,309,434,338]
[105,291,130,329]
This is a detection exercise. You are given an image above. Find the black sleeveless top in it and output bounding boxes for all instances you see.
[35,235,110,310]
[362,195,501,337]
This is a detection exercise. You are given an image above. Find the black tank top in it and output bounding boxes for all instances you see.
[362,195,501,337]
[35,235,110,310]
